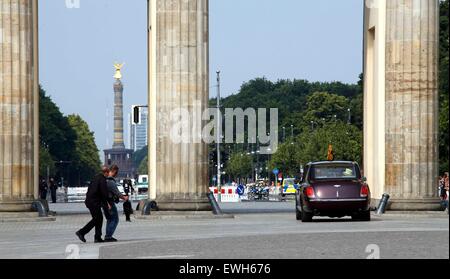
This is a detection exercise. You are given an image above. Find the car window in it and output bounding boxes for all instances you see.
[311,164,358,180]
[284,179,295,185]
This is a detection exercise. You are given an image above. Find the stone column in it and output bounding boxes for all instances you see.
[0,0,38,212]
[113,79,125,149]
[384,0,440,210]
[148,0,211,211]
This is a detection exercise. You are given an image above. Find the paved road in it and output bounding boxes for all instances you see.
[0,202,448,259]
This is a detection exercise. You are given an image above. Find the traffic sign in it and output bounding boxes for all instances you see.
[273,168,279,175]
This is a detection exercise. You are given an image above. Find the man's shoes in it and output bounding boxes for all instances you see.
[104,237,118,242]
[94,238,104,243]
[76,231,86,243]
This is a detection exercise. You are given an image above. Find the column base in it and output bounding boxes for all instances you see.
[0,200,34,212]
[156,196,212,212]
[372,198,442,211]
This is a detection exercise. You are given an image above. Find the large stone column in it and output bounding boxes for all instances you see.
[364,0,441,210]
[113,79,125,149]
[0,0,39,212]
[384,0,440,210]
[148,0,211,211]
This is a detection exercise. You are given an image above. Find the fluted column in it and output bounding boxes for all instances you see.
[113,80,125,149]
[384,0,440,210]
[148,0,211,211]
[0,0,38,212]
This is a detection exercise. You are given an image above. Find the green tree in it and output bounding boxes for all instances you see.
[39,86,77,162]
[439,0,449,173]
[226,153,252,181]
[297,122,363,165]
[302,92,350,126]
[268,142,300,177]
[269,122,362,178]
[133,145,148,169]
[67,114,101,185]
[39,145,55,178]
[138,156,148,175]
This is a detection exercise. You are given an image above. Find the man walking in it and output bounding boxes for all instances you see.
[104,165,129,242]
[122,177,134,222]
[49,177,57,203]
[39,177,48,200]
[76,167,110,243]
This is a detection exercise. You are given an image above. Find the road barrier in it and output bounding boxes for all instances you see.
[209,186,240,203]
[67,187,88,203]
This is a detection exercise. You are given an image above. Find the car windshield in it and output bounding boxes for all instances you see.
[284,179,295,185]
[311,164,358,180]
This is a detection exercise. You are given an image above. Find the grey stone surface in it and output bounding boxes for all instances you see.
[0,202,447,259]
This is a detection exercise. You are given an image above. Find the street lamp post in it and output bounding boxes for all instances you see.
[216,71,222,202]
[347,108,351,124]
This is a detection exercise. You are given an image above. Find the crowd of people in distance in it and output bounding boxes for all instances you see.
[439,172,449,212]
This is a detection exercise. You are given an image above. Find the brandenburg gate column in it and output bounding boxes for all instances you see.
[0,0,39,212]
[148,0,212,211]
[364,0,441,210]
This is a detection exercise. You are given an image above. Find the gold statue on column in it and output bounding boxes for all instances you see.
[114,63,124,80]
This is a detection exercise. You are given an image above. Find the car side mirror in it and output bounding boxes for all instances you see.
[362,177,367,183]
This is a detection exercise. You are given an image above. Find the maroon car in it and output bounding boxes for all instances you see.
[295,161,371,222]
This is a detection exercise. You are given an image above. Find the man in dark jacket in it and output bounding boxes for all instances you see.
[49,177,58,203]
[39,177,48,200]
[76,167,110,243]
[104,165,129,242]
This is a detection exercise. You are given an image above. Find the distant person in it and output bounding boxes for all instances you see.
[76,167,110,243]
[122,178,134,222]
[104,165,129,242]
[123,196,133,222]
[444,172,449,212]
[49,177,57,203]
[39,177,48,200]
[123,178,135,196]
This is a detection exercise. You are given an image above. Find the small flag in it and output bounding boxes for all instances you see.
[327,144,334,161]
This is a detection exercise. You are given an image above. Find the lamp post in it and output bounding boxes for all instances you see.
[347,108,351,124]
[55,161,72,188]
[216,71,222,202]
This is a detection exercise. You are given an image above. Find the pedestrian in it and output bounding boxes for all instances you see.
[75,166,110,243]
[104,165,129,242]
[122,178,134,222]
[444,172,449,212]
[49,177,57,203]
[39,177,48,200]
[123,177,135,196]
[123,197,133,222]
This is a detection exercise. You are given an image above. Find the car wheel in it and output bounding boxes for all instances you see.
[301,211,313,222]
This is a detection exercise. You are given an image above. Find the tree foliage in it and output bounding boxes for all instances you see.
[67,114,102,185]
[226,153,253,181]
[39,86,101,186]
[138,156,148,175]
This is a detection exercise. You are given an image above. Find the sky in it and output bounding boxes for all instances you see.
[39,0,364,157]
